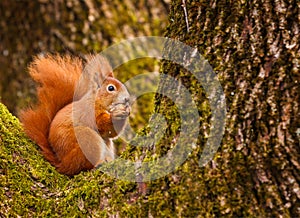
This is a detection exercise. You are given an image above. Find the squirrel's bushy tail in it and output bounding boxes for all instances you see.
[20,55,83,165]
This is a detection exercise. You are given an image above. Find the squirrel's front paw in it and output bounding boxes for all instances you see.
[111,109,130,120]
[110,104,130,120]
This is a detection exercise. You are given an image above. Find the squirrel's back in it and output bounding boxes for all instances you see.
[20,54,83,165]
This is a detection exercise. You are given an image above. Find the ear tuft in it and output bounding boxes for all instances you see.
[107,72,114,78]
[83,54,114,83]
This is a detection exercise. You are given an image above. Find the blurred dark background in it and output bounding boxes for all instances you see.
[0,0,169,115]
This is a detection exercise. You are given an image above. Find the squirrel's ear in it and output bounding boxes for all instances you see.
[106,71,114,78]
[83,54,114,82]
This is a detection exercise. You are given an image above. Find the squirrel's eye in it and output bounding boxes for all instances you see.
[107,84,116,92]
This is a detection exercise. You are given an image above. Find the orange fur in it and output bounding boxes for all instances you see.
[20,54,130,176]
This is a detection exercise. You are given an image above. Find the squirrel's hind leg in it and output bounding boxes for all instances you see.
[73,126,115,168]
[56,145,94,176]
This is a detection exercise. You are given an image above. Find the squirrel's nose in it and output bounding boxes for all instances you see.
[124,97,131,107]
[124,97,129,103]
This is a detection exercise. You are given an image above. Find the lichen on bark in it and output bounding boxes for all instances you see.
[1,0,299,217]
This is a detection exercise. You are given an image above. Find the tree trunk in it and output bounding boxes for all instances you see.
[149,0,299,216]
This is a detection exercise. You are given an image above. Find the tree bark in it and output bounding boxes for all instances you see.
[151,0,299,216]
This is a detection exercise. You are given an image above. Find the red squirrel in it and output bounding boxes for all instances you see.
[20,54,130,176]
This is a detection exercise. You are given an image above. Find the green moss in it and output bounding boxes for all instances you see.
[0,103,64,216]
